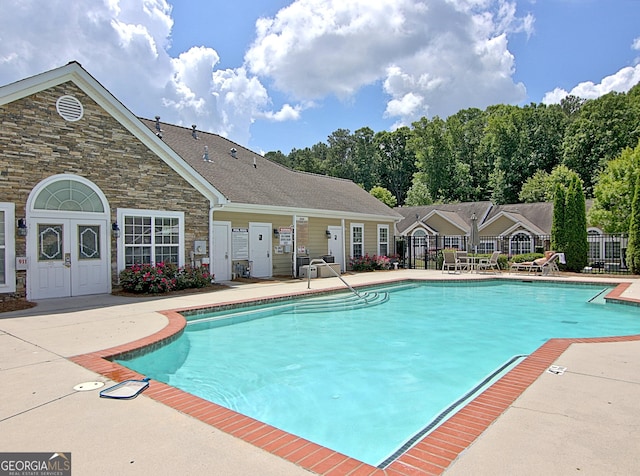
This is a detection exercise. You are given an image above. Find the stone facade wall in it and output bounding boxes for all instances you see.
[0,81,210,299]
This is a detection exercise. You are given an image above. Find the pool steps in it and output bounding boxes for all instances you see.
[286,291,389,313]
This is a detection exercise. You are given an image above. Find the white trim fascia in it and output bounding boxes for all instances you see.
[479,211,513,231]
[0,62,227,206]
[221,202,401,222]
[501,222,539,236]
[403,221,438,236]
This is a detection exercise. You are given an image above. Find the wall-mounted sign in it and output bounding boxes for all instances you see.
[16,256,28,270]
[278,226,293,246]
[232,228,249,260]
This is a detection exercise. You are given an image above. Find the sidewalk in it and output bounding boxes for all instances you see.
[1,271,639,475]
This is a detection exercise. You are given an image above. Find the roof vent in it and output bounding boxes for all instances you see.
[155,116,162,131]
[191,125,198,139]
[203,146,211,162]
[56,95,84,122]
[230,148,237,158]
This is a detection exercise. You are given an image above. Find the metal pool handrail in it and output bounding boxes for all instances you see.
[308,258,365,300]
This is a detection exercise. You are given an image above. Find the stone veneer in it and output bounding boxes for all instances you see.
[0,81,210,301]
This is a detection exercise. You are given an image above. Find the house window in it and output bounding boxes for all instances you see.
[351,223,364,258]
[378,225,389,256]
[444,236,461,249]
[121,210,184,267]
[510,232,532,255]
[478,241,495,254]
[0,203,16,292]
[605,241,621,260]
[587,229,602,261]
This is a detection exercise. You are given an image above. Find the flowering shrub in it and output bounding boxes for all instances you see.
[119,263,213,294]
[349,254,393,271]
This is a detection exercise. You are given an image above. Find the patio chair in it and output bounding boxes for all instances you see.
[456,250,470,272]
[477,251,501,273]
[442,250,461,273]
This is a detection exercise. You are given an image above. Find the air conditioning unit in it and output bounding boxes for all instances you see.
[299,265,317,279]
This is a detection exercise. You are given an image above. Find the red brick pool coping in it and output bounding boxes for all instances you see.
[69,281,640,476]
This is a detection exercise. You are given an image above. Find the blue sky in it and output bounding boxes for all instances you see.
[1,1,639,155]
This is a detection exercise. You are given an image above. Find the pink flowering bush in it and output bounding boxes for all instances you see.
[349,254,393,271]
[119,262,212,294]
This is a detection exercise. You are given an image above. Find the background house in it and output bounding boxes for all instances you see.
[0,62,400,303]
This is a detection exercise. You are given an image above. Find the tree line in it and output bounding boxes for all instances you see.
[265,83,640,209]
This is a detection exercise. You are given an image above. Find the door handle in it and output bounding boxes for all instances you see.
[64,253,71,268]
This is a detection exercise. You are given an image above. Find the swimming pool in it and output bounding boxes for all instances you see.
[117,281,640,466]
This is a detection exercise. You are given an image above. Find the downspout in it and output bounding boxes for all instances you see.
[209,202,225,282]
[341,218,346,272]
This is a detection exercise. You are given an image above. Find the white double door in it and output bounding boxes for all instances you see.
[29,218,110,299]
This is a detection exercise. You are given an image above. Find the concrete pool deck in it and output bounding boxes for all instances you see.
[1,270,639,475]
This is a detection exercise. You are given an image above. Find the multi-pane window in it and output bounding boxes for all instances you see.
[123,213,181,267]
[351,224,363,258]
[0,204,15,292]
[0,211,5,285]
[478,241,495,254]
[378,225,389,256]
[605,241,621,260]
[510,232,532,255]
[444,236,461,249]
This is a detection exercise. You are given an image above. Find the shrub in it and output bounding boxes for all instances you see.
[174,265,212,290]
[349,254,393,271]
[119,263,212,294]
[510,253,544,264]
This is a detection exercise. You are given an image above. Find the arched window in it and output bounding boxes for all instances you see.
[510,232,532,255]
[33,179,105,212]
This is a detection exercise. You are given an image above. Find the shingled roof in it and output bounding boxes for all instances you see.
[140,119,400,219]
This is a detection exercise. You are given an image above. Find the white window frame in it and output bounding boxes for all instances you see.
[0,203,16,293]
[377,224,389,256]
[351,223,364,259]
[509,231,533,255]
[117,209,185,271]
[444,235,462,249]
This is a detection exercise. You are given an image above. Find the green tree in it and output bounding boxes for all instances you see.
[325,129,355,179]
[588,142,640,233]
[626,173,640,274]
[352,127,379,191]
[519,165,579,203]
[404,175,434,206]
[369,186,397,208]
[562,90,640,195]
[551,183,566,254]
[563,175,588,272]
[485,104,567,204]
[411,116,455,200]
[375,127,416,205]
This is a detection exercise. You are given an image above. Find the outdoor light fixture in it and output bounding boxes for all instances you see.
[17,218,27,236]
[273,228,279,236]
[325,230,331,239]
[112,222,121,238]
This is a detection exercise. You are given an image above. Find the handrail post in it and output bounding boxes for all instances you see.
[308,259,364,300]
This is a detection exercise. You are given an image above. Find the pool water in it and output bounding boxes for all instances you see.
[118,281,640,466]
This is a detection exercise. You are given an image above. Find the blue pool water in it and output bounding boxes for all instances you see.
[118,281,640,466]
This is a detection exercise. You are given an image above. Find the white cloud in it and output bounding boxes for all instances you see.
[245,0,529,125]
[260,104,303,122]
[633,37,640,51]
[542,65,640,104]
[0,0,273,146]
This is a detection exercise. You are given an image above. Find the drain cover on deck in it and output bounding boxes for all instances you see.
[73,381,105,392]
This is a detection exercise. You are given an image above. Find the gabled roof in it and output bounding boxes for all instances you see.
[140,119,401,220]
[0,61,225,205]
[484,202,554,234]
[395,201,493,234]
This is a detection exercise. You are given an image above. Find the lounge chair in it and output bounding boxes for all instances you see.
[477,251,501,273]
[510,252,563,275]
[442,250,461,273]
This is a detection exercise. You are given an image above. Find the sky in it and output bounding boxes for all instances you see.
[1,0,639,155]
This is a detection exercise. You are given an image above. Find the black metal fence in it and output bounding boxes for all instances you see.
[393,233,631,274]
